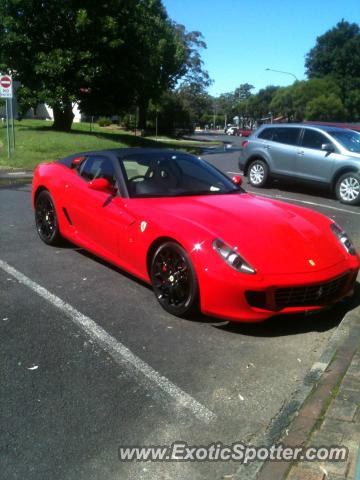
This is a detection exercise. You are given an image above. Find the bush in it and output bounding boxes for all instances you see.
[97,117,112,127]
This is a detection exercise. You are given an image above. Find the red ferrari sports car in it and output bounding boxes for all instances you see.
[32,148,359,322]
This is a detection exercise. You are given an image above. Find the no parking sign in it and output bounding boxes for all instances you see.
[0,73,15,157]
[0,74,13,98]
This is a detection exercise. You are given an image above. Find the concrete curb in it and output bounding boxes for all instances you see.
[0,170,33,185]
[234,299,360,480]
[0,170,33,179]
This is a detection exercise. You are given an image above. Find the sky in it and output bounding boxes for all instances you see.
[162,0,360,97]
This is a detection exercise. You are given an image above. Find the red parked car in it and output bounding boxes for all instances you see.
[32,148,359,322]
[237,128,253,137]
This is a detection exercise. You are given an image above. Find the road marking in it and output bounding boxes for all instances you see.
[252,192,360,216]
[227,171,244,176]
[0,258,216,424]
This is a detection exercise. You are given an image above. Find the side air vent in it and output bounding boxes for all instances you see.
[62,207,73,225]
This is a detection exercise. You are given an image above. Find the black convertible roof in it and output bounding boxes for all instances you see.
[57,147,190,165]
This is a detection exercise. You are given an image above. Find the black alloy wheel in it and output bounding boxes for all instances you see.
[35,190,61,245]
[150,241,199,317]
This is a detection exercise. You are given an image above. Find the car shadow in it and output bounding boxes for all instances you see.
[75,248,152,290]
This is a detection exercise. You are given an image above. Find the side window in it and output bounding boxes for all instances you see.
[258,128,273,140]
[301,129,329,150]
[272,128,301,146]
[79,156,116,185]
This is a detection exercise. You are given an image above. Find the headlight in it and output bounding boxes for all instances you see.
[213,238,256,274]
[331,223,356,255]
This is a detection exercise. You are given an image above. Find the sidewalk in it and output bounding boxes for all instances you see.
[287,348,360,480]
[257,307,360,480]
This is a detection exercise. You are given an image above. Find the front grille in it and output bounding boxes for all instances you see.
[274,274,349,309]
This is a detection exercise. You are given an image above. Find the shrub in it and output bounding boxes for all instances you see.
[97,117,112,127]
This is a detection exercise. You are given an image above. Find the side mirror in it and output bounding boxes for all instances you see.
[88,178,116,194]
[232,175,242,186]
[321,143,335,153]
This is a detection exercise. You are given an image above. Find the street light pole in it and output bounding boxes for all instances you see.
[265,68,298,82]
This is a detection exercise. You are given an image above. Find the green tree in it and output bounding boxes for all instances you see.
[306,20,360,80]
[268,78,345,122]
[291,78,342,120]
[176,27,211,91]
[241,85,279,124]
[235,83,254,100]
[176,84,212,127]
[136,25,211,131]
[148,91,191,134]
[305,93,347,121]
[0,0,194,131]
[345,89,360,122]
[216,92,236,119]
[305,20,360,107]
[270,86,295,120]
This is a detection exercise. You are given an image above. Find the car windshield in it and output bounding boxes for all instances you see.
[118,152,242,198]
[330,130,360,153]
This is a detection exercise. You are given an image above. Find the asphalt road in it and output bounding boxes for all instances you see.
[1,146,360,480]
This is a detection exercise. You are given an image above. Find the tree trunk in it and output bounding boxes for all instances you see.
[52,104,75,132]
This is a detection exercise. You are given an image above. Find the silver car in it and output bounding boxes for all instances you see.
[239,124,360,205]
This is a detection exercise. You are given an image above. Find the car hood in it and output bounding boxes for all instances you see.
[139,193,347,275]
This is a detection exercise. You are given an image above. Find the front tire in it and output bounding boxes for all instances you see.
[150,241,199,317]
[35,190,62,245]
[248,159,269,188]
[335,173,360,205]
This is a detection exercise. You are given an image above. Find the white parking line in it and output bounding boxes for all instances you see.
[0,258,216,424]
[227,171,244,176]
[255,192,360,216]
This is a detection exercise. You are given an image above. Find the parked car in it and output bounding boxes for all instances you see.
[237,128,252,137]
[226,126,238,136]
[32,148,359,322]
[239,124,360,205]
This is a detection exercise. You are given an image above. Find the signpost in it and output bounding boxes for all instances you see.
[0,74,14,158]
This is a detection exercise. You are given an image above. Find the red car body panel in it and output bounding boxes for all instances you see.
[237,128,252,137]
[32,158,360,322]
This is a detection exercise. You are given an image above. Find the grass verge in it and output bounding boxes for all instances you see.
[0,120,220,170]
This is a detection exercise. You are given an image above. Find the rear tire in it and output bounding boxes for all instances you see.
[35,190,62,245]
[150,241,199,318]
[335,172,360,205]
[248,159,269,188]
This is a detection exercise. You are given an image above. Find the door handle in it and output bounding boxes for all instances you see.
[297,150,304,155]
[264,145,270,150]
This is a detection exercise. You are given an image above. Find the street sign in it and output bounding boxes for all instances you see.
[0,73,15,158]
[0,75,13,98]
